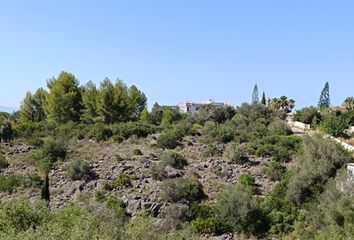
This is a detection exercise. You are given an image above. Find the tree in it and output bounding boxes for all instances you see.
[41,173,50,202]
[139,108,150,123]
[252,84,259,103]
[0,118,13,142]
[342,97,354,110]
[81,81,99,124]
[113,79,130,122]
[269,96,295,113]
[161,109,173,128]
[45,71,82,123]
[128,85,147,120]
[318,82,330,108]
[261,92,266,105]
[97,78,116,124]
[19,88,47,123]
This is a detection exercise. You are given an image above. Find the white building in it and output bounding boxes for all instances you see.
[178,99,225,114]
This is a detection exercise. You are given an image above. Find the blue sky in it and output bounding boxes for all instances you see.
[0,0,353,110]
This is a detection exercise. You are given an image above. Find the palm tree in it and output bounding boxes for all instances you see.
[278,96,288,110]
[343,97,354,110]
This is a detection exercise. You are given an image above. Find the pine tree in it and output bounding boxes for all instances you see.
[252,84,259,103]
[81,81,99,124]
[97,78,115,124]
[261,92,266,105]
[140,108,150,123]
[318,82,330,108]
[45,71,82,123]
[19,88,47,123]
[128,85,147,120]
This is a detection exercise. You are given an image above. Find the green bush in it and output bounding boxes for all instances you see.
[223,143,248,164]
[27,138,44,147]
[86,123,113,141]
[115,153,122,161]
[0,199,48,234]
[94,190,106,202]
[110,122,156,139]
[262,161,286,181]
[191,217,230,235]
[160,151,188,169]
[215,183,266,234]
[0,173,43,193]
[202,144,223,157]
[132,148,143,156]
[112,134,124,143]
[202,121,235,143]
[286,134,351,206]
[41,138,67,162]
[105,195,128,219]
[150,163,167,180]
[66,160,93,181]
[157,130,182,149]
[239,173,255,187]
[0,154,9,169]
[105,174,133,190]
[161,178,206,203]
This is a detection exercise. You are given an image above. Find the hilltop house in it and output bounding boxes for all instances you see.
[178,99,225,114]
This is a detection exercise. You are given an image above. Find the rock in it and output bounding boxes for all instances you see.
[165,166,184,178]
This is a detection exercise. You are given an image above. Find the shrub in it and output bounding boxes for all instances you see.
[150,163,167,180]
[112,134,124,143]
[0,154,9,169]
[115,153,122,161]
[262,161,286,181]
[239,173,255,187]
[162,204,189,230]
[191,217,230,235]
[0,199,47,233]
[286,134,351,206]
[157,130,182,149]
[160,151,188,169]
[86,123,112,141]
[132,148,143,156]
[223,143,248,164]
[66,160,93,181]
[105,174,133,190]
[161,178,206,203]
[27,138,44,147]
[94,190,106,202]
[105,195,127,219]
[293,106,321,124]
[0,173,43,192]
[202,144,223,157]
[110,122,156,139]
[215,183,265,234]
[41,138,67,162]
[202,121,235,143]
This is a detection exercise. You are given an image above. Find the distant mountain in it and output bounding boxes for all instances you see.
[0,106,16,113]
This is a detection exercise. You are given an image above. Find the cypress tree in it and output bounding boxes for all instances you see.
[41,173,50,203]
[261,92,266,105]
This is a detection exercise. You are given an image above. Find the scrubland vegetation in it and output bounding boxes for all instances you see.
[0,73,353,239]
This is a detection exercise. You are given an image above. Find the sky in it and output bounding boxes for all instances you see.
[0,0,353,110]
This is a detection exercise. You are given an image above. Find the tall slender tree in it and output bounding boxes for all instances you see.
[252,84,259,103]
[318,82,330,108]
[261,92,266,105]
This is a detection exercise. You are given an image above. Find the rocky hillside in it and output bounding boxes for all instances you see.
[1,134,277,219]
